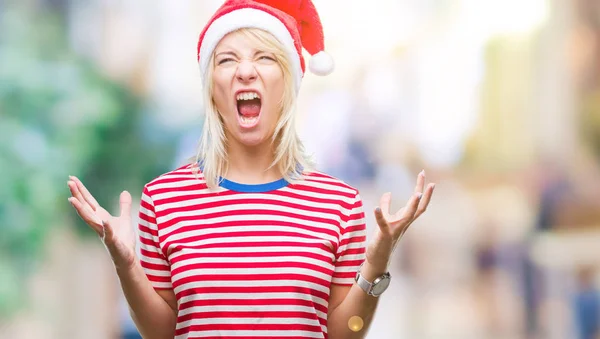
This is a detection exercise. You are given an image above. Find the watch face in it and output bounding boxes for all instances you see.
[371,276,391,296]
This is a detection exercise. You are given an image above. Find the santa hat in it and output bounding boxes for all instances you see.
[197,0,334,92]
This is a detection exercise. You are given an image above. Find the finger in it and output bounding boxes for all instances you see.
[374,207,391,234]
[119,191,132,218]
[101,219,113,243]
[415,183,435,218]
[379,192,392,218]
[68,180,90,209]
[68,197,103,233]
[398,191,421,221]
[70,176,99,211]
[414,170,425,194]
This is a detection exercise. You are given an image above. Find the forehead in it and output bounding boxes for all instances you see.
[215,31,260,54]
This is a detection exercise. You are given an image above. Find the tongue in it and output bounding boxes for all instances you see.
[238,98,261,116]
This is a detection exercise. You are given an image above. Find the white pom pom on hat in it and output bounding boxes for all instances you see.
[309,51,334,76]
[197,0,334,92]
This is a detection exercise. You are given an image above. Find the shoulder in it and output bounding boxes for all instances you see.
[297,170,361,201]
[298,171,365,221]
[143,162,206,197]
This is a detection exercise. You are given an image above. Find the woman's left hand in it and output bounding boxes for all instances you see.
[365,170,435,271]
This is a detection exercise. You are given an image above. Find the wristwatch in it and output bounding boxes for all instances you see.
[355,262,391,297]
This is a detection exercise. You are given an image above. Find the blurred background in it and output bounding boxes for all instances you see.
[1,0,600,338]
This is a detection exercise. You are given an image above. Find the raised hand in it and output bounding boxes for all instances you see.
[67,176,136,270]
[366,170,435,270]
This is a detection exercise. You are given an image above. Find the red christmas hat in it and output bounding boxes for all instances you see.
[197,0,334,92]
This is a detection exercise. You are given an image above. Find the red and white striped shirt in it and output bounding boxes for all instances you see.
[138,163,366,339]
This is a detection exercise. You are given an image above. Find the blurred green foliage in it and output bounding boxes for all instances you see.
[0,4,176,318]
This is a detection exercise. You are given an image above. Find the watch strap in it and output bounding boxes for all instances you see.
[355,262,390,297]
[356,270,374,294]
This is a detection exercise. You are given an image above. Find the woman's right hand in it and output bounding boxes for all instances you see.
[67,176,137,271]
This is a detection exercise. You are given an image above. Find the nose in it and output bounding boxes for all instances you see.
[235,60,257,83]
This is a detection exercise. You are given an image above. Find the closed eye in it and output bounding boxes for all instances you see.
[218,58,235,65]
[259,55,276,61]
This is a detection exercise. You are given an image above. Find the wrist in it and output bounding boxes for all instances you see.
[355,260,393,298]
[114,255,139,275]
[360,259,389,282]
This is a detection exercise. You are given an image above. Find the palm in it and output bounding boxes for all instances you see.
[67,176,136,269]
[100,206,135,253]
[383,208,409,233]
[367,171,435,267]
[110,213,134,245]
[104,212,136,266]
[96,205,133,240]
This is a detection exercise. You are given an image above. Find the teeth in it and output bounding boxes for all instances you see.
[240,115,258,124]
[236,92,260,101]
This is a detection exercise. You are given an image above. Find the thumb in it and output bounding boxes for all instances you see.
[374,207,391,234]
[119,191,132,218]
[379,192,392,217]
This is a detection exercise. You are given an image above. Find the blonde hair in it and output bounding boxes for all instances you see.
[191,28,313,189]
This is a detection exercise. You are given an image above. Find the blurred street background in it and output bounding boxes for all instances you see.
[1,0,600,338]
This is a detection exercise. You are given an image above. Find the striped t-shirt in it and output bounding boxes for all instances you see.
[137,163,367,339]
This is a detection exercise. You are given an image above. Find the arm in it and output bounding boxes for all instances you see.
[327,262,385,339]
[326,171,435,339]
[116,262,177,339]
[325,190,379,339]
[67,177,177,339]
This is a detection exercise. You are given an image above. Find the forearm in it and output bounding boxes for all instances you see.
[116,260,177,339]
[327,261,387,339]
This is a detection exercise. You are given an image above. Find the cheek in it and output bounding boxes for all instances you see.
[211,72,233,113]
[212,90,232,119]
[264,70,285,116]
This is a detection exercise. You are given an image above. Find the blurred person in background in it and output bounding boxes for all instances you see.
[66,0,435,338]
[573,267,600,339]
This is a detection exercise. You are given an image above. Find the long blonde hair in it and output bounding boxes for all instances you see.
[192,28,313,189]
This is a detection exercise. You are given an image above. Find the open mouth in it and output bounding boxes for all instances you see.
[236,91,261,128]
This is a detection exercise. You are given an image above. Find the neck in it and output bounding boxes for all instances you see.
[225,140,281,184]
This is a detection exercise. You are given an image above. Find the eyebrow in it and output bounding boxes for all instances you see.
[215,51,238,58]
[215,50,272,58]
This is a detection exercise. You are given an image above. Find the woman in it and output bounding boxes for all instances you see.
[67,1,435,338]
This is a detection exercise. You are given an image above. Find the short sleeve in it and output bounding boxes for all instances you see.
[331,192,367,286]
[137,185,173,290]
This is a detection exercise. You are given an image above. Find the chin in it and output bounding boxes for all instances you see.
[234,131,272,148]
